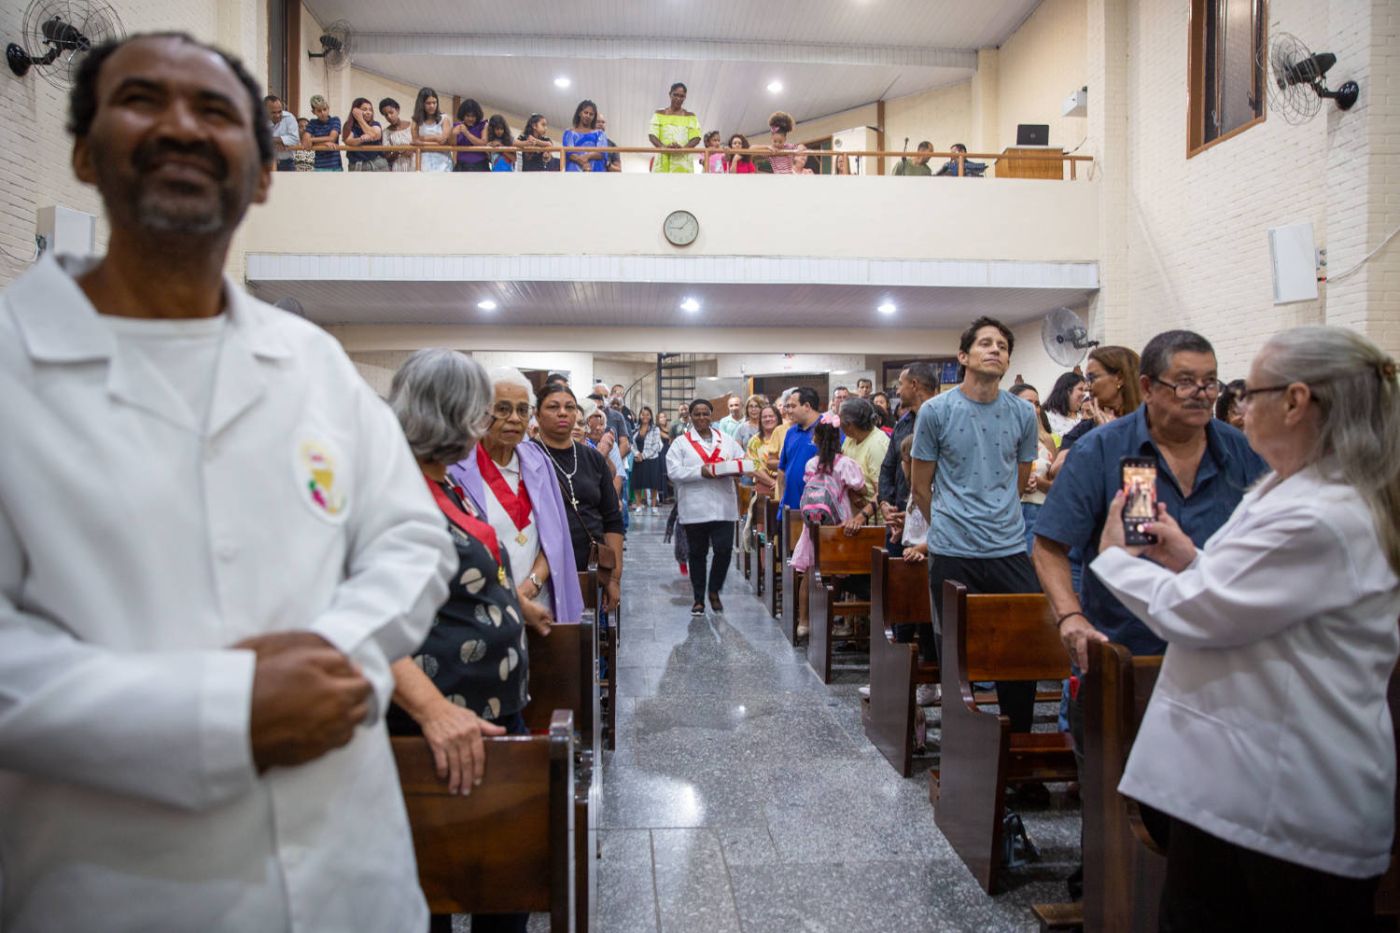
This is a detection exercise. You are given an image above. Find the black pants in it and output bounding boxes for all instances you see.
[683,520,733,603]
[923,551,1039,733]
[1159,815,1380,932]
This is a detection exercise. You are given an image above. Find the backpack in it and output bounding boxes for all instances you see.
[799,466,846,526]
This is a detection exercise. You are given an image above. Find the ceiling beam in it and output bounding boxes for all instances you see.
[353,33,978,70]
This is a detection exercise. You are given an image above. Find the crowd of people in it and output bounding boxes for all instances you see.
[6,30,1400,933]
[263,83,983,176]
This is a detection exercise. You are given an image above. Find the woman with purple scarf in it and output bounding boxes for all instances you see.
[449,367,584,624]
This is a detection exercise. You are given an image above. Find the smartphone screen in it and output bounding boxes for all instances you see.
[1120,457,1158,545]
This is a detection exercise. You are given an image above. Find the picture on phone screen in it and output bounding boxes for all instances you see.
[1120,457,1158,545]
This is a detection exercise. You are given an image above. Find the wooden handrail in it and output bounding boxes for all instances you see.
[295,143,1093,177]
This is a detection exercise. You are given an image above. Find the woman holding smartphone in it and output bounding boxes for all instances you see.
[1093,326,1400,930]
[665,398,748,615]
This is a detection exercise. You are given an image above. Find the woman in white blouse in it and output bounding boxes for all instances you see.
[1092,326,1400,930]
[666,398,749,616]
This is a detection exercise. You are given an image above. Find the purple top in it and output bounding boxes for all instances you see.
[456,120,488,165]
[449,440,584,624]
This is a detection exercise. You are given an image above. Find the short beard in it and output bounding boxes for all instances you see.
[90,138,257,238]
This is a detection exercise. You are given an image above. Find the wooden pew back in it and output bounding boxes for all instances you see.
[1081,641,1165,933]
[867,547,935,776]
[952,592,1069,685]
[808,522,889,575]
[394,710,575,928]
[871,547,931,627]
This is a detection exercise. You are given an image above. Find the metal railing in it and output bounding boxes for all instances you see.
[287,144,1093,179]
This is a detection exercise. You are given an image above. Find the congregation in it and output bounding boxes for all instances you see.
[263,83,977,175]
[5,27,1400,933]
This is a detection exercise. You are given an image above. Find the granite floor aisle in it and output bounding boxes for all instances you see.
[595,511,1081,933]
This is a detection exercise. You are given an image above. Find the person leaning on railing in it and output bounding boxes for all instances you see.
[412,86,452,173]
[935,143,987,177]
[1091,327,1400,929]
[517,113,556,172]
[893,140,933,176]
[342,96,387,172]
[379,97,415,172]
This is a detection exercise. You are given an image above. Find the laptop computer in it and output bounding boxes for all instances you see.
[1016,124,1050,146]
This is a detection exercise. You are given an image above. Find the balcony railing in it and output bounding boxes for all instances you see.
[290,144,1094,179]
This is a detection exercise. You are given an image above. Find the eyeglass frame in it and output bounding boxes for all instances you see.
[490,401,534,421]
[1150,377,1224,400]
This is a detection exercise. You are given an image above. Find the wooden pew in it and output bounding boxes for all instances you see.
[526,621,601,933]
[578,570,616,753]
[779,507,804,643]
[1079,640,1165,932]
[736,484,754,580]
[759,497,782,616]
[393,710,576,931]
[932,580,1076,894]
[865,547,936,777]
[806,522,887,683]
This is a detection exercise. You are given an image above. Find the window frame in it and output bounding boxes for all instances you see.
[1186,0,1267,158]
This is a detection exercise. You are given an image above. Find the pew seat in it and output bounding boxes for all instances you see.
[932,581,1076,894]
[806,522,887,683]
[758,497,781,617]
[866,547,936,776]
[779,507,803,643]
[393,710,576,931]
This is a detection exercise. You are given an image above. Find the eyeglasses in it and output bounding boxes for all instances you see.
[1152,378,1223,400]
[491,401,533,421]
[1235,383,1291,405]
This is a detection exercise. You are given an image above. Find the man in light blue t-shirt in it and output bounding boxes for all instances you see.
[910,316,1040,732]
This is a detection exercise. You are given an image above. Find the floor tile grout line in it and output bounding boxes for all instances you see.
[711,826,748,933]
[648,829,664,933]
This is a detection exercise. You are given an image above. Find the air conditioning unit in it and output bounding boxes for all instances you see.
[1062,86,1088,117]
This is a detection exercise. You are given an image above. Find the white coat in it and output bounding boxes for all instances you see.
[666,428,747,525]
[0,255,455,931]
[1092,467,1400,878]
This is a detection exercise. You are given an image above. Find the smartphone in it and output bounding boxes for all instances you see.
[1119,457,1158,545]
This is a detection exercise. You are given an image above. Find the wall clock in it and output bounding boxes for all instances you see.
[663,210,699,247]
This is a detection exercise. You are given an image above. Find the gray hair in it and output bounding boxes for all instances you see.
[1140,329,1215,381]
[487,365,534,395]
[1258,326,1400,574]
[839,397,877,432]
[389,348,493,465]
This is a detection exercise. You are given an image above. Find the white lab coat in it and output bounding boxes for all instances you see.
[0,255,455,931]
[1092,467,1400,878]
[666,429,746,525]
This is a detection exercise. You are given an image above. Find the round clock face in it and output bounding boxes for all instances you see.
[663,210,699,247]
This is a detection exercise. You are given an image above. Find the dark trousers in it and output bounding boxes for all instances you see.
[683,520,734,603]
[923,551,1040,733]
[1159,815,1380,932]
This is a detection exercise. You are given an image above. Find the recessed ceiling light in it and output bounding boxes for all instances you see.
[554,76,571,89]
[877,301,897,315]
[680,297,700,313]
[477,299,498,311]
[767,80,783,94]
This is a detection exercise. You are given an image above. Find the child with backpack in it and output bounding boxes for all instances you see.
[790,413,867,573]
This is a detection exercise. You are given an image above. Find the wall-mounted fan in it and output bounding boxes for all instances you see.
[273,297,306,316]
[1262,31,1360,124]
[6,0,126,90]
[307,20,354,70]
[1041,307,1098,367]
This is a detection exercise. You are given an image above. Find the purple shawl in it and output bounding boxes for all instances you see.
[449,441,584,624]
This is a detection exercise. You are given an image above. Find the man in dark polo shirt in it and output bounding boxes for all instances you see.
[1033,330,1267,667]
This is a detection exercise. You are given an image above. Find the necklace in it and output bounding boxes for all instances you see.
[536,438,580,510]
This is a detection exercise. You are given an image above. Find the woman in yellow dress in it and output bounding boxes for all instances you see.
[648,82,702,173]
[745,403,784,497]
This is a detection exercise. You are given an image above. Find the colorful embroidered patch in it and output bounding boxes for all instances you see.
[298,440,346,516]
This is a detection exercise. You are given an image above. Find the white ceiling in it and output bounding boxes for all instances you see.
[248,279,1093,330]
[305,0,1042,145]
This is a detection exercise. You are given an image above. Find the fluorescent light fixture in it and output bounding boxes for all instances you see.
[553,76,571,88]
[476,299,498,311]
[767,80,783,94]
[877,301,897,315]
[680,297,701,313]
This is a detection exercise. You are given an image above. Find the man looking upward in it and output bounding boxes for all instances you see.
[0,34,454,932]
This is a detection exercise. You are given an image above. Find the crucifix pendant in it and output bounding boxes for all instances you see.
[571,497,579,509]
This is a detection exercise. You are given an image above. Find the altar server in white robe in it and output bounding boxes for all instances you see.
[0,33,453,933]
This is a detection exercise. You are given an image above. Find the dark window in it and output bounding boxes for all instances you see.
[1188,0,1266,156]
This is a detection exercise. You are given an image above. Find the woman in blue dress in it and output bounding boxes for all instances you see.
[562,99,608,172]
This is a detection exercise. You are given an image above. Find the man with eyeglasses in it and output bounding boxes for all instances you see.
[1032,328,1267,898]
[1035,329,1268,670]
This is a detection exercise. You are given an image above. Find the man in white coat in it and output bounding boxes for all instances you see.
[0,34,454,933]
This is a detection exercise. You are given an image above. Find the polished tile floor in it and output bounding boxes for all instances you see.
[590,512,1081,933]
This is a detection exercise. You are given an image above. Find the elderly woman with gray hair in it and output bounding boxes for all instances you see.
[448,367,583,625]
[387,350,545,933]
[1092,326,1400,929]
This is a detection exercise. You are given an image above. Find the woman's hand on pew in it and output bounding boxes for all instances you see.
[602,580,622,613]
[520,598,555,637]
[902,542,928,563]
[419,701,507,795]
